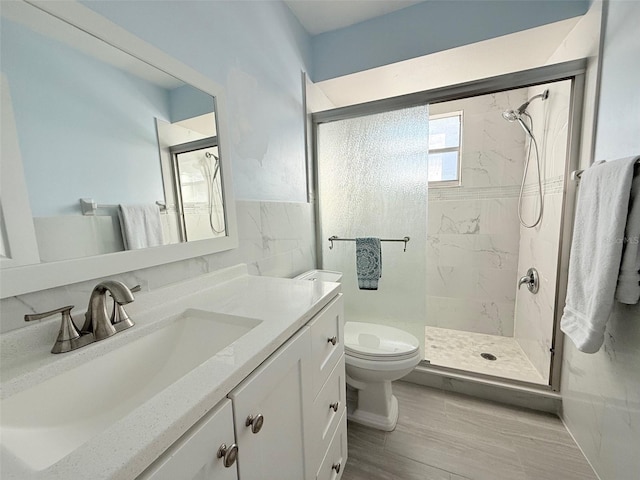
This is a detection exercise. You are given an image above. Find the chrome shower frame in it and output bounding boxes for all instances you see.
[311,59,586,393]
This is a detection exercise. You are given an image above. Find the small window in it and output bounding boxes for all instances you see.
[428,111,462,186]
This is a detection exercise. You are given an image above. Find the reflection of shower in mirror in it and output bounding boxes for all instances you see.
[201,151,225,234]
[171,139,227,243]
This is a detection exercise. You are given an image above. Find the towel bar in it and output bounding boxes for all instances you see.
[328,235,410,252]
[80,198,167,216]
[572,158,640,181]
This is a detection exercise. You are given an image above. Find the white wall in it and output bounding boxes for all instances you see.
[560,1,640,479]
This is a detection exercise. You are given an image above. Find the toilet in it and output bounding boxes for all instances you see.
[295,270,421,431]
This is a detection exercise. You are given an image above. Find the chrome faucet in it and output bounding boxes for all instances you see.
[81,281,137,340]
[24,281,139,353]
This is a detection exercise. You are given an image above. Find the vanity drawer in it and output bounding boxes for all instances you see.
[310,355,346,469]
[316,410,347,480]
[309,294,344,396]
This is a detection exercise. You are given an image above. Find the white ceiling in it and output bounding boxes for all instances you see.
[285,0,426,35]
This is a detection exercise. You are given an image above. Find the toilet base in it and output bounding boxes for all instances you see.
[348,394,398,431]
[347,380,399,431]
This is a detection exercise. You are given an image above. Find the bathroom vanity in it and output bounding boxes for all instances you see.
[0,265,346,479]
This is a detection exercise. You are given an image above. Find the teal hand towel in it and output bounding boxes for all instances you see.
[356,237,382,290]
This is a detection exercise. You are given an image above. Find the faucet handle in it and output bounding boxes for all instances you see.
[111,284,138,332]
[25,305,76,323]
[25,305,91,354]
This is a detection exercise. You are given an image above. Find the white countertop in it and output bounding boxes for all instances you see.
[0,264,340,479]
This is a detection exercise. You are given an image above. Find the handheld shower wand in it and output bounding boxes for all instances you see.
[502,89,549,228]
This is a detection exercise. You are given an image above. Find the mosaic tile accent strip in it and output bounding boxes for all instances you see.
[428,175,564,201]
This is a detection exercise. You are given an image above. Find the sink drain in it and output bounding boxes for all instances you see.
[480,352,497,361]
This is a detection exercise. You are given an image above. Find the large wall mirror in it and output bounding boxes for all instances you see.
[0,1,238,297]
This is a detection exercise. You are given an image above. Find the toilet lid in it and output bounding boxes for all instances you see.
[344,322,420,360]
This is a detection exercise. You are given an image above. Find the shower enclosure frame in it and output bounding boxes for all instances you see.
[311,59,586,393]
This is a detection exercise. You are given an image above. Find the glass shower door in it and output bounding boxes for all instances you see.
[316,105,429,354]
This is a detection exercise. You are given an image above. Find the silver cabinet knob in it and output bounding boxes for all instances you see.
[245,413,264,434]
[332,462,341,473]
[329,402,340,412]
[328,336,338,346]
[217,443,238,468]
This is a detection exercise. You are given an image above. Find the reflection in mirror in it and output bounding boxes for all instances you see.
[0,2,227,265]
[155,115,226,245]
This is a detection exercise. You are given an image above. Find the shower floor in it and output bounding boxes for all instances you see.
[424,326,547,385]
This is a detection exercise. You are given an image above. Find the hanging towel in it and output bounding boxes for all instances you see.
[560,156,638,353]
[118,204,164,250]
[356,237,382,290]
[616,159,640,304]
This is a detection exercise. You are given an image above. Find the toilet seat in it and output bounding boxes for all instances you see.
[344,322,420,361]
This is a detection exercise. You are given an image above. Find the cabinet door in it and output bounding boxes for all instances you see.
[139,399,238,480]
[228,327,312,480]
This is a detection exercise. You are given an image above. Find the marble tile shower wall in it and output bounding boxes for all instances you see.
[514,80,572,379]
[0,200,316,334]
[427,90,528,336]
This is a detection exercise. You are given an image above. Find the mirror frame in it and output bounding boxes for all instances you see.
[0,0,238,298]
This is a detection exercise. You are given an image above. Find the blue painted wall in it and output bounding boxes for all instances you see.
[1,18,168,217]
[312,0,590,81]
[82,0,313,203]
[169,85,215,124]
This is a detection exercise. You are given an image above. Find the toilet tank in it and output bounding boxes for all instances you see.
[294,270,343,283]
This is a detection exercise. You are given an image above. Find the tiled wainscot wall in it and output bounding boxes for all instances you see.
[0,200,316,334]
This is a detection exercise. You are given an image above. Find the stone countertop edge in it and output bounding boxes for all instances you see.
[0,264,342,480]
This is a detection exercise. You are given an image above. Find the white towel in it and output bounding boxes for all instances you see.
[560,157,638,353]
[118,204,164,250]
[616,158,640,303]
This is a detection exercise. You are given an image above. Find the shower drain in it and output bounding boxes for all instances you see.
[480,353,497,361]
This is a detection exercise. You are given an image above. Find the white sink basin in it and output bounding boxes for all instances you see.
[0,309,261,471]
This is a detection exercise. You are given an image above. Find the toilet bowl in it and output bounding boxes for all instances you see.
[295,270,421,431]
[344,321,421,431]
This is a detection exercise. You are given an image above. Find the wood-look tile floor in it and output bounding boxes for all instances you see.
[342,381,597,480]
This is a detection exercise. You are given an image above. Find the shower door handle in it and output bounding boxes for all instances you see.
[518,268,539,294]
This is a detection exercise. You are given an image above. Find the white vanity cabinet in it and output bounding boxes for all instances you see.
[139,293,345,480]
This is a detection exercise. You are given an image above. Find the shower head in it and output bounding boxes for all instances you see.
[502,109,520,122]
[502,89,549,122]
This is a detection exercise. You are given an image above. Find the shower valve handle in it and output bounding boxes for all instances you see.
[518,268,539,294]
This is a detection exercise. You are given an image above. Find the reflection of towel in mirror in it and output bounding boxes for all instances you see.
[356,237,382,290]
[118,204,164,250]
